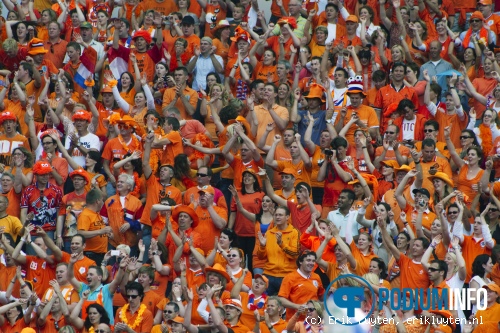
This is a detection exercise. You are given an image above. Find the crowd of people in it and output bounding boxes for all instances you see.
[1,0,500,332]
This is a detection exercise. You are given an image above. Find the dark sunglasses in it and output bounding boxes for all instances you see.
[424,129,434,133]
[307,308,316,312]
[196,173,208,177]
[471,19,482,23]
[427,267,441,272]
[96,330,107,333]
[460,136,472,139]
[164,310,174,314]
[447,211,459,214]
[127,295,140,299]
[385,131,395,135]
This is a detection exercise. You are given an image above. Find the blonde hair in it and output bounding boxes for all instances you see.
[209,83,229,105]
[2,38,17,52]
[391,45,406,62]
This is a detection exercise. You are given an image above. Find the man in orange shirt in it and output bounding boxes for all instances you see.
[192,186,227,254]
[141,133,183,260]
[153,117,183,166]
[427,260,449,304]
[334,77,380,146]
[52,234,97,283]
[43,22,68,69]
[162,67,199,119]
[278,251,324,320]
[101,173,144,253]
[77,189,112,265]
[41,262,80,310]
[0,111,29,166]
[223,299,251,333]
[115,282,154,332]
[478,0,500,43]
[381,223,431,290]
[374,123,411,168]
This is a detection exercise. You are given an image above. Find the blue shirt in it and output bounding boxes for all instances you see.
[297,109,327,147]
[79,283,114,324]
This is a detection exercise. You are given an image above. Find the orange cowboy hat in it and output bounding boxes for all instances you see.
[69,169,90,184]
[205,263,231,282]
[277,17,297,30]
[172,205,199,228]
[304,83,326,102]
[27,38,48,55]
[428,172,454,188]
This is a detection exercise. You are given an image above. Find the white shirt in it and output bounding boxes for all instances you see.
[64,132,100,171]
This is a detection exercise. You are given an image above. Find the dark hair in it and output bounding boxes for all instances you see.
[466,146,483,165]
[206,71,221,85]
[296,250,317,267]
[174,66,189,76]
[88,265,104,277]
[295,182,311,194]
[331,136,348,151]
[166,301,180,312]
[87,150,103,171]
[424,119,439,131]
[430,82,442,97]
[406,62,420,78]
[173,154,191,180]
[371,258,388,279]
[67,41,82,53]
[220,228,237,246]
[84,303,110,331]
[472,254,491,279]
[392,62,407,73]
[166,117,180,131]
[325,2,339,12]
[334,67,348,78]
[71,233,86,244]
[119,72,135,93]
[86,189,103,205]
[397,99,415,113]
[241,171,262,194]
[125,281,145,300]
[415,237,430,250]
[461,129,479,147]
[8,300,23,321]
[250,79,265,91]
[421,138,436,149]
[11,147,33,167]
[218,104,239,125]
[396,231,411,249]
[157,241,169,264]
[340,189,356,202]
[492,245,500,265]
[430,259,448,279]
[123,152,143,177]
[265,82,278,94]
[372,70,387,83]
[12,21,37,43]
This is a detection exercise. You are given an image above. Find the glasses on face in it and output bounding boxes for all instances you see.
[471,19,482,23]
[196,173,208,177]
[164,310,174,314]
[448,211,459,215]
[427,267,441,272]
[385,131,395,135]
[307,308,316,312]
[227,254,238,258]
[127,294,139,299]
[424,129,434,133]
[460,136,472,139]
[95,330,107,333]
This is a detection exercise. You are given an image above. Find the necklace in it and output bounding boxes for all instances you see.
[120,304,146,329]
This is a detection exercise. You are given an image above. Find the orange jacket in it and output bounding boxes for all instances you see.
[257,224,300,277]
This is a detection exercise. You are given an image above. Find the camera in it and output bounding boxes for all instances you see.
[324,149,333,156]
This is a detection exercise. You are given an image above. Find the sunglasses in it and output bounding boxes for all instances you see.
[427,267,441,272]
[448,211,459,214]
[460,136,472,139]
[227,254,238,258]
[95,330,107,333]
[196,173,208,177]
[164,310,174,314]
[307,308,316,312]
[424,129,434,133]
[471,19,482,23]
[385,131,395,135]
[127,295,140,299]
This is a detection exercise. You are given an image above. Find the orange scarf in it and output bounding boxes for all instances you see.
[462,27,488,49]
[479,123,493,157]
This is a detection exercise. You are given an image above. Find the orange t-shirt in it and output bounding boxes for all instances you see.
[77,207,108,253]
[462,235,494,283]
[142,289,163,317]
[191,205,227,253]
[162,86,199,120]
[397,253,430,290]
[350,242,378,276]
[24,255,56,297]
[140,175,182,227]
[229,156,264,191]
[161,131,183,166]
[278,270,324,320]
[59,252,96,283]
[101,136,143,170]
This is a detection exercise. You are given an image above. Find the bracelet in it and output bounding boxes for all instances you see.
[361,146,367,149]
[10,280,15,284]
[414,161,420,164]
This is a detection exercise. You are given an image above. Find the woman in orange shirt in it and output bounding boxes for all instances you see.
[93,10,110,44]
[277,83,293,109]
[201,83,228,141]
[403,20,428,66]
[0,299,33,332]
[224,248,253,291]
[6,147,33,188]
[206,228,237,267]
[119,71,141,107]
[212,20,231,65]
[69,297,111,333]
[250,48,278,83]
